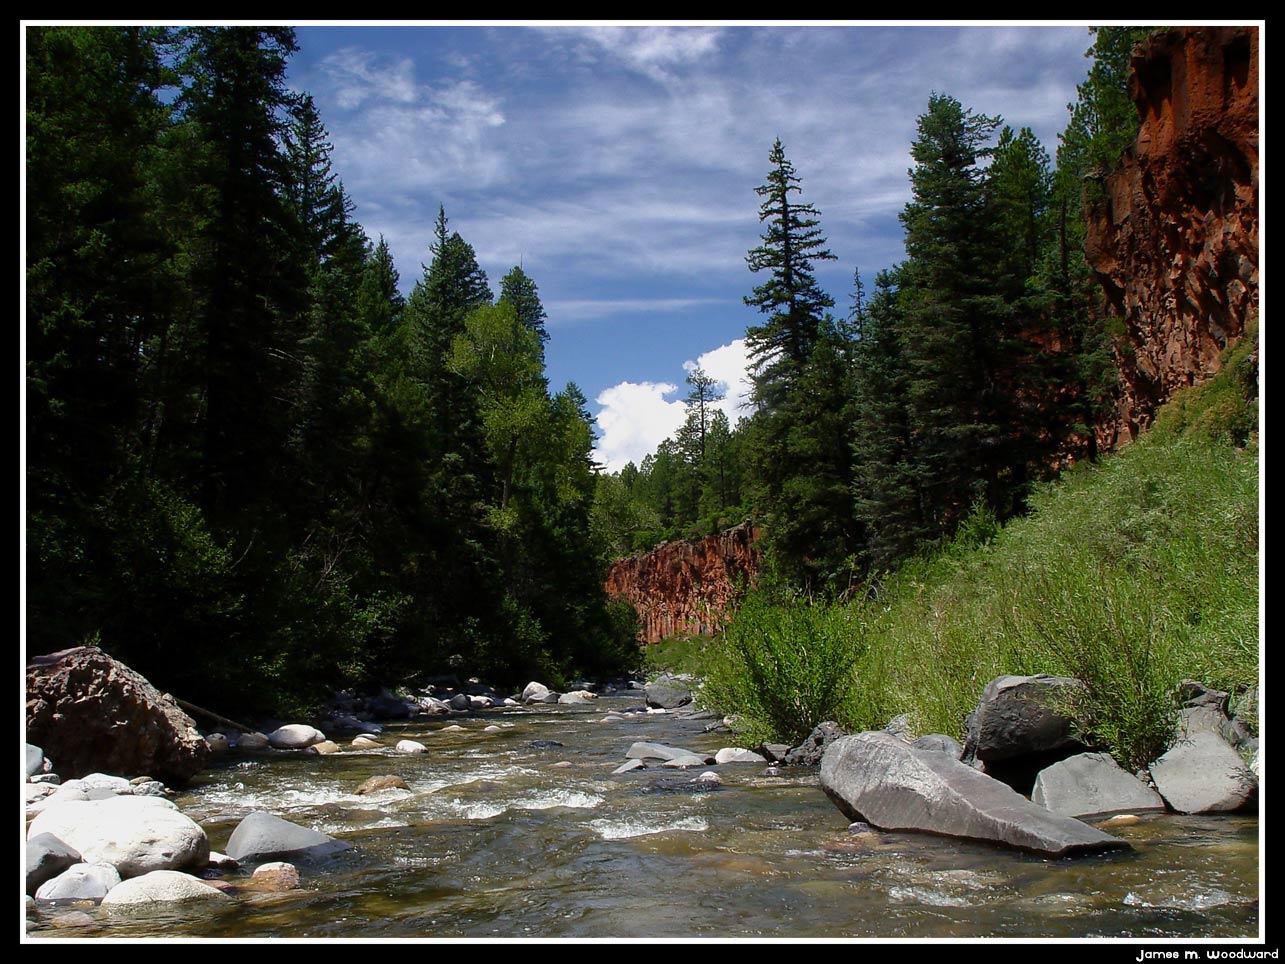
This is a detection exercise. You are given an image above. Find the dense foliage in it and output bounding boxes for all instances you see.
[25,26,636,715]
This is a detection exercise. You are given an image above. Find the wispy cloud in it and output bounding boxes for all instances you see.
[545,25,726,83]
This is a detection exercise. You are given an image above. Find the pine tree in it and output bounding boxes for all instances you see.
[498,264,549,359]
[744,137,837,406]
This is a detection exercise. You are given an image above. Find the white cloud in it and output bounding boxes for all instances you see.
[593,337,756,473]
[691,338,755,425]
[548,25,725,83]
[321,47,419,110]
[593,381,686,473]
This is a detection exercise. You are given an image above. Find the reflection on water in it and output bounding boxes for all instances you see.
[26,695,1260,940]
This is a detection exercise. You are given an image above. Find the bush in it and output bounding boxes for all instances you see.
[702,593,877,745]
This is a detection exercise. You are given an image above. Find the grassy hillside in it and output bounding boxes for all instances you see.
[702,324,1259,769]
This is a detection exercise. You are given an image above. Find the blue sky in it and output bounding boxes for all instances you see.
[284,23,1101,471]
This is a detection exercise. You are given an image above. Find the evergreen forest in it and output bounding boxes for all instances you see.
[27,26,1176,717]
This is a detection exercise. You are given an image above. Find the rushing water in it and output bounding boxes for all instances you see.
[26,694,1260,940]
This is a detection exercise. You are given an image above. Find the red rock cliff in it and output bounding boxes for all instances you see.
[604,522,760,644]
[1085,26,1258,448]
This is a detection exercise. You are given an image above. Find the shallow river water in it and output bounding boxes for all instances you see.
[27,694,1261,940]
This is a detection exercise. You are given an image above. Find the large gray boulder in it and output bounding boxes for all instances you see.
[1149,731,1257,814]
[26,647,210,785]
[224,811,351,862]
[820,732,1128,857]
[1031,752,1167,818]
[27,796,210,878]
[34,862,121,903]
[963,674,1086,766]
[100,870,231,909]
[26,743,46,777]
[644,674,693,710]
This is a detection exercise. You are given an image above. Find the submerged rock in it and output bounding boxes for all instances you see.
[820,732,1129,857]
[355,775,408,795]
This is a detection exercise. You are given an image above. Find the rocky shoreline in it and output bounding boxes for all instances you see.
[24,651,1259,931]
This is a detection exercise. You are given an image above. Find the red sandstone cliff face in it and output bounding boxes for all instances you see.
[1085,26,1258,448]
[604,523,760,644]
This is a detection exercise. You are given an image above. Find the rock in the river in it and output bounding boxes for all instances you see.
[448,693,471,711]
[35,862,121,903]
[205,733,229,755]
[249,861,301,892]
[625,742,713,766]
[522,681,552,704]
[613,760,646,775]
[100,870,231,909]
[26,743,46,777]
[820,732,1128,857]
[395,739,427,754]
[224,811,351,862]
[351,735,381,748]
[783,721,845,766]
[26,833,82,895]
[714,747,768,764]
[267,724,326,749]
[356,775,409,795]
[28,796,210,877]
[310,740,341,755]
[237,731,270,751]
[1031,752,1167,818]
[962,675,1086,767]
[1149,731,1257,814]
[644,674,693,709]
[558,690,598,705]
[25,647,210,785]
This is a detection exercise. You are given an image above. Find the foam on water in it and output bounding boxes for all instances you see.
[589,815,708,840]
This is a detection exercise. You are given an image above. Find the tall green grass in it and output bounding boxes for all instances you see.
[703,331,1259,769]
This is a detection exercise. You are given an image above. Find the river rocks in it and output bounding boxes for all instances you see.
[783,721,844,766]
[625,742,713,766]
[395,739,427,754]
[35,862,121,903]
[27,833,82,895]
[248,861,301,892]
[268,724,326,749]
[366,689,417,720]
[205,733,230,755]
[310,741,342,754]
[357,775,409,794]
[714,747,767,764]
[237,731,270,751]
[1031,752,1167,818]
[559,690,598,705]
[225,811,351,862]
[613,759,647,775]
[27,743,46,777]
[644,674,693,710]
[1149,730,1257,814]
[100,870,232,909]
[522,682,553,704]
[820,732,1129,857]
[351,735,382,748]
[963,675,1085,767]
[28,796,210,877]
[25,646,210,785]
[447,693,471,711]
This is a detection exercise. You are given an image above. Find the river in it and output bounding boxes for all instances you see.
[26,693,1260,940]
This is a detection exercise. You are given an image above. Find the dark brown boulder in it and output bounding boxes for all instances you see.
[26,647,210,785]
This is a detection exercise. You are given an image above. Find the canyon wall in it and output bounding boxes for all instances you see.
[1085,25,1259,448]
[604,522,760,644]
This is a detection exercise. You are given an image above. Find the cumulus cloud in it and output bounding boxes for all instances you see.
[593,380,686,473]
[593,337,755,472]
